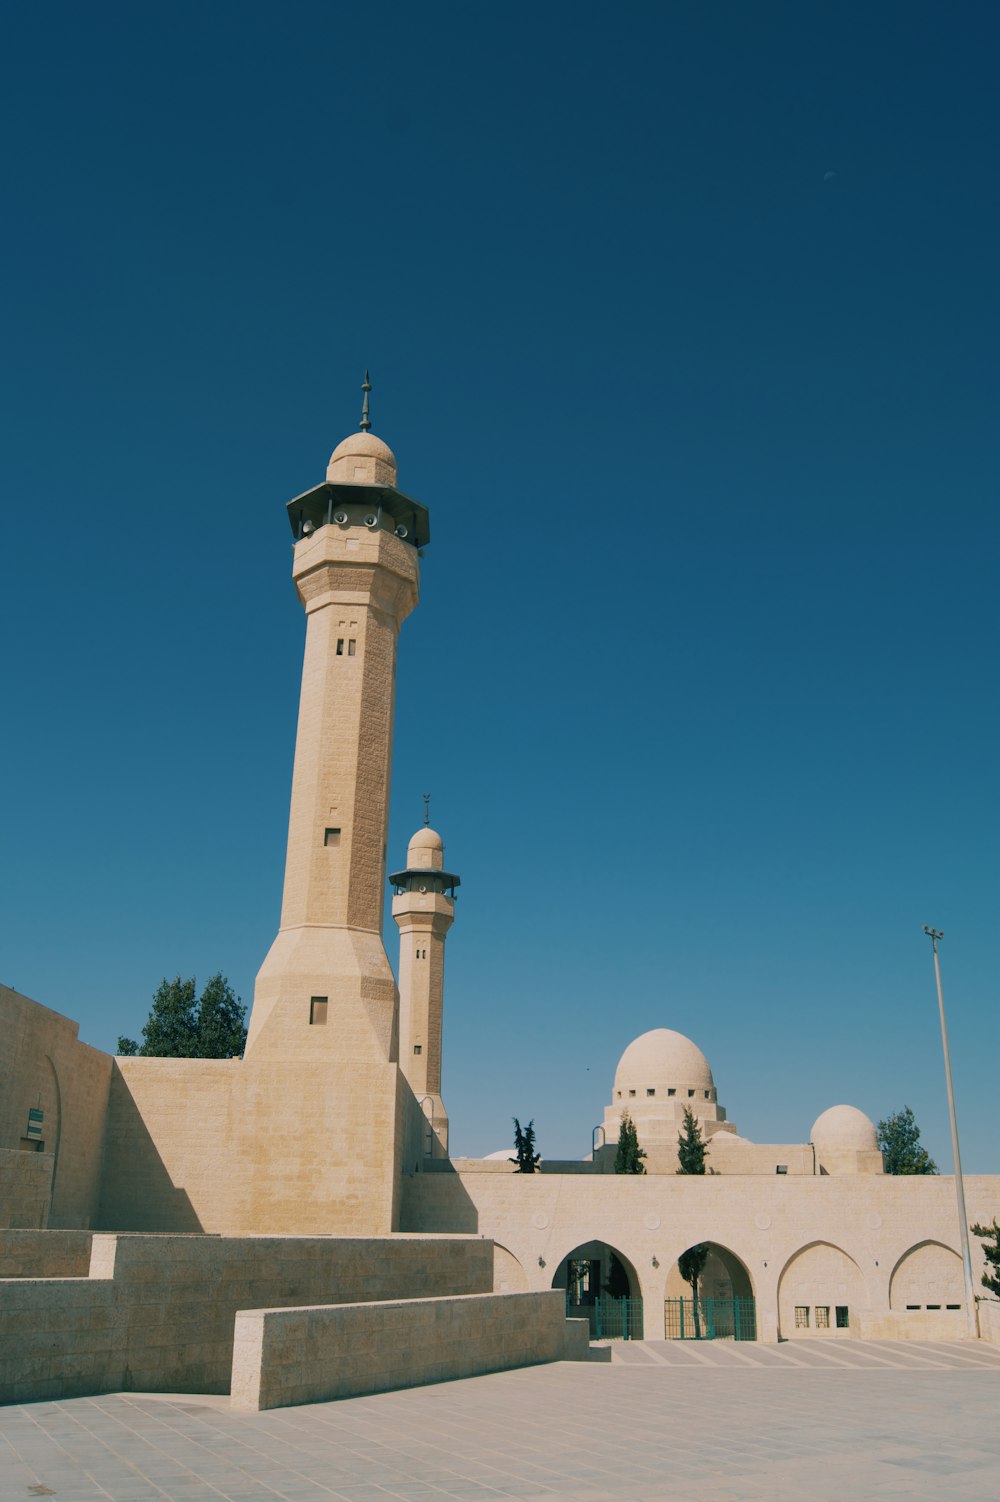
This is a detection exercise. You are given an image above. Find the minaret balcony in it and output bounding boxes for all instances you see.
[286,481,430,549]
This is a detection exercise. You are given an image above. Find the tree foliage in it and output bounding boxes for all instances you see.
[678,1241,711,1336]
[510,1117,541,1173]
[117,974,247,1059]
[876,1105,938,1175]
[614,1111,647,1174]
[678,1242,710,1298]
[676,1107,708,1175]
[604,1251,631,1299]
[971,1219,1000,1299]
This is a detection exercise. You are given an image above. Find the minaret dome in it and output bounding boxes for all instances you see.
[327,431,398,488]
[407,826,445,871]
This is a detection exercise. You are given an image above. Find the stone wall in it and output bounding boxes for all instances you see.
[0,1148,51,1231]
[0,985,112,1228]
[98,1055,406,1235]
[856,1309,970,1341]
[980,1301,1000,1346]
[0,1232,492,1404]
[0,1229,93,1277]
[232,1291,589,1410]
[402,1166,1000,1342]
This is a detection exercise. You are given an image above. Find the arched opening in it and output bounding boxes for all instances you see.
[492,1243,528,1293]
[664,1242,757,1340]
[889,1241,964,1313]
[551,1240,642,1339]
[777,1241,866,1338]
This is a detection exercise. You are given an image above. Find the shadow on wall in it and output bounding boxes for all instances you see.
[97,1071,201,1232]
[398,1160,480,1234]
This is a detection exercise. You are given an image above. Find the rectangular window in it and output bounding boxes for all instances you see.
[646,1088,655,1096]
[324,828,341,847]
[815,1306,830,1328]
[26,1107,44,1139]
[336,639,344,656]
[946,1304,961,1310]
[835,1306,849,1328]
[628,1089,636,1097]
[794,1306,810,1329]
[687,1089,695,1097]
[348,639,357,656]
[667,1088,676,1097]
[926,1304,941,1311]
[775,1165,788,1174]
[309,997,328,1026]
[906,1304,920,1310]
[704,1090,710,1099]
[413,1044,422,1055]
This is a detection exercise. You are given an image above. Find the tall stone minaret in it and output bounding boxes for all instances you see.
[246,378,431,1062]
[390,823,460,1156]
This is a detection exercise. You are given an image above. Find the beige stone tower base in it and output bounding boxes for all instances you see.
[391,826,460,1158]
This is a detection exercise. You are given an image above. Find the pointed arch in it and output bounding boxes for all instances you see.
[492,1243,528,1293]
[777,1240,867,1337]
[665,1241,755,1301]
[889,1240,963,1310]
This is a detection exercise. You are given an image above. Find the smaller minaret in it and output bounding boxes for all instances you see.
[390,813,460,1157]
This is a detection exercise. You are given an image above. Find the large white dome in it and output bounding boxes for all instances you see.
[613,1028,715,1099]
[811,1104,878,1153]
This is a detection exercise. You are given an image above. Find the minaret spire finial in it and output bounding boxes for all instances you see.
[360,369,372,432]
[422,792,431,827]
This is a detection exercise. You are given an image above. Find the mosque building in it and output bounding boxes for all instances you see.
[2,389,998,1382]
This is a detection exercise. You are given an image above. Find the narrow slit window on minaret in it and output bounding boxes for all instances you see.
[309,997,328,1026]
[413,1044,422,1055]
[336,639,344,656]
[348,639,357,656]
[324,828,341,847]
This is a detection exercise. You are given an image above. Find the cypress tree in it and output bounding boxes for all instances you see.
[614,1111,647,1174]
[676,1106,708,1174]
[510,1117,541,1173]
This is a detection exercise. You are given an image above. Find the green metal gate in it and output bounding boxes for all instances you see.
[567,1296,644,1340]
[664,1297,757,1341]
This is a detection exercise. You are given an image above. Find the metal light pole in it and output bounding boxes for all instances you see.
[922,926,979,1337]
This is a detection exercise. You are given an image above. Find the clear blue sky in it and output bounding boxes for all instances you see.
[2,3,997,1170]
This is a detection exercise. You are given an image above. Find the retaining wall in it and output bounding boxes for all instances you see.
[0,1232,492,1404]
[231,1290,590,1410]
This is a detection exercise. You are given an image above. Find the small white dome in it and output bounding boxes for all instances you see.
[811,1104,878,1153]
[713,1132,749,1146]
[614,1028,715,1097]
[483,1148,514,1161]
[326,430,398,487]
[407,826,444,870]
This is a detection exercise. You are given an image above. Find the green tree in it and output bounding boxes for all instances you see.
[971,1219,1000,1299]
[876,1106,938,1175]
[604,1252,631,1299]
[676,1106,708,1175]
[678,1242,711,1337]
[118,974,246,1059]
[614,1111,647,1174]
[510,1117,541,1173]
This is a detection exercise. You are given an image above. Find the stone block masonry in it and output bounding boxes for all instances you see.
[231,1290,591,1410]
[0,1232,492,1404]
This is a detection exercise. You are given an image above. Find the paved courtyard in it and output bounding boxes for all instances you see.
[3,1342,1000,1502]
